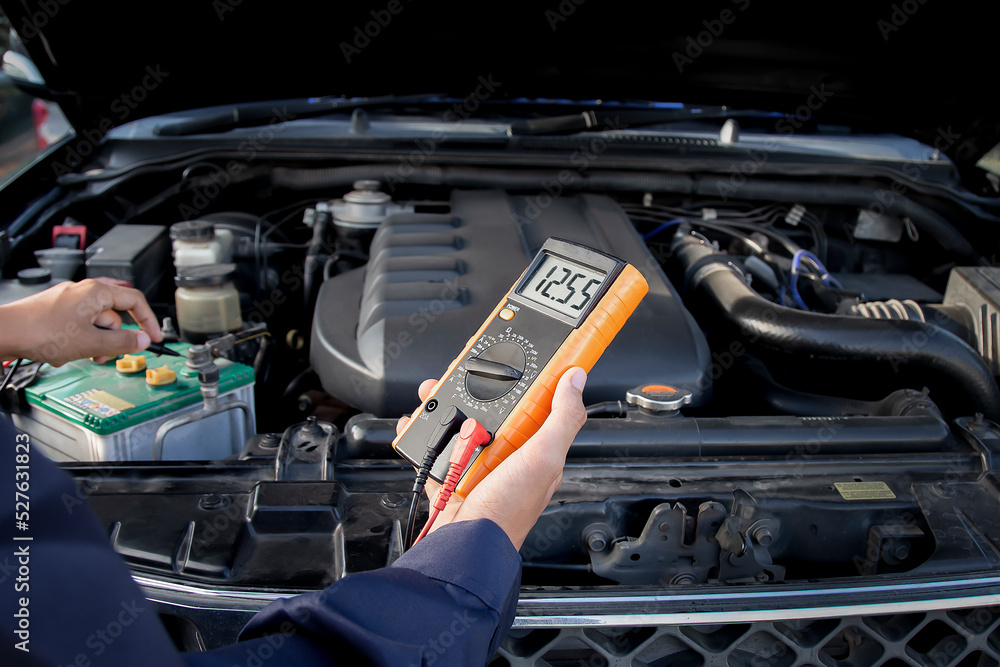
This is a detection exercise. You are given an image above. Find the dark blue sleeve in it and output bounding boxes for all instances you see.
[0,416,185,667]
[187,520,522,667]
[0,416,522,667]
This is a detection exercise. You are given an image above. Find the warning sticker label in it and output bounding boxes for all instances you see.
[66,389,135,417]
[834,481,896,500]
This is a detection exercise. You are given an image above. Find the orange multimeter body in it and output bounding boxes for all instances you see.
[392,237,648,497]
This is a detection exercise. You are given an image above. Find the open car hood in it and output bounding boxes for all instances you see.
[7,4,1000,661]
[3,0,999,168]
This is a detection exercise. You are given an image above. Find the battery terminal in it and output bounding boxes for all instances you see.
[116,354,147,374]
[146,365,177,386]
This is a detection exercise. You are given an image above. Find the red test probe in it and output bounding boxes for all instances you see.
[412,418,491,546]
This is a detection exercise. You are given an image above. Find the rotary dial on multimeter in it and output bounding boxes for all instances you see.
[452,333,539,414]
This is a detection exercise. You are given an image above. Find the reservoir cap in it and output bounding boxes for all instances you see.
[176,263,236,287]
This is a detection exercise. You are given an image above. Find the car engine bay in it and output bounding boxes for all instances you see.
[4,129,1000,648]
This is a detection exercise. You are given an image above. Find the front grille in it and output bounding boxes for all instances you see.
[492,605,1000,667]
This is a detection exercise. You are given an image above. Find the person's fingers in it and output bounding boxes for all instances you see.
[93,310,123,330]
[417,378,438,402]
[523,367,587,462]
[128,308,162,343]
[446,367,587,548]
[397,378,438,434]
[99,283,162,343]
[396,415,410,435]
[93,277,132,288]
[93,327,151,359]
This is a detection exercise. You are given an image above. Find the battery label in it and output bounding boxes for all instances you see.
[834,481,896,500]
[65,389,136,417]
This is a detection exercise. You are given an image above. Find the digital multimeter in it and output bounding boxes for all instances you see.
[392,237,649,497]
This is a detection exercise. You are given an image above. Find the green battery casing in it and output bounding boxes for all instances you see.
[17,339,255,462]
[24,342,254,435]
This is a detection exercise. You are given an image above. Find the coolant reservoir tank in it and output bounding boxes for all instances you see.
[170,220,234,269]
[175,264,242,342]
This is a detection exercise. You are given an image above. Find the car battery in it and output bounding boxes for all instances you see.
[14,341,255,462]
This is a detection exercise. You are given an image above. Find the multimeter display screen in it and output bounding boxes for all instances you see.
[519,254,607,317]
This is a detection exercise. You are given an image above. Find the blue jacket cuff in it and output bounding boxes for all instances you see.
[392,518,522,613]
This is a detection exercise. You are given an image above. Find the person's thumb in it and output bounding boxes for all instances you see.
[529,367,588,459]
[95,327,150,357]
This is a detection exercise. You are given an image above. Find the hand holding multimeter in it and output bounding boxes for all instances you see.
[393,238,648,545]
[395,365,590,549]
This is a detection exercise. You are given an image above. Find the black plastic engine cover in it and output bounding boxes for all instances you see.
[311,190,711,416]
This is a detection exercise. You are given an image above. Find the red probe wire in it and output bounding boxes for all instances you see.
[412,418,491,546]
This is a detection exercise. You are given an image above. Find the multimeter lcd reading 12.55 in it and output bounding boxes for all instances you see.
[392,237,649,497]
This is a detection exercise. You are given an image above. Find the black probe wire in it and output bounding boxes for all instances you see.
[404,442,449,549]
[0,359,23,395]
[404,492,421,551]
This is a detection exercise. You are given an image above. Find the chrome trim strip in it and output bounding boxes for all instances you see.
[511,594,1000,628]
[518,575,1000,606]
[136,573,1000,627]
[135,576,292,604]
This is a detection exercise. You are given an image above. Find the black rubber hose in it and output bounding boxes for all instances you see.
[585,400,631,418]
[272,166,979,261]
[674,234,1000,420]
[739,358,942,418]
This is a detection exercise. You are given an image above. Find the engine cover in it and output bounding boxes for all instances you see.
[311,190,711,416]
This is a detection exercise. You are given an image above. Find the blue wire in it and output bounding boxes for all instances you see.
[643,218,685,240]
[789,252,810,310]
[790,250,842,310]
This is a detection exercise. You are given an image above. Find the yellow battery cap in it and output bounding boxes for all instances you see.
[116,354,147,374]
[146,365,177,386]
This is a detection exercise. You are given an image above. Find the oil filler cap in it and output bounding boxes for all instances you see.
[146,365,177,386]
[626,384,693,414]
[17,267,52,285]
[116,354,147,374]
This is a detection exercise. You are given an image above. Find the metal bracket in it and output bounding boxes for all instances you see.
[715,489,785,583]
[590,501,727,585]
